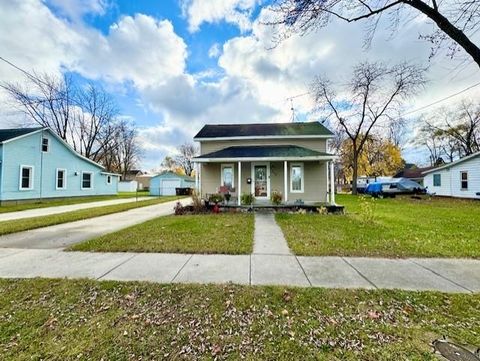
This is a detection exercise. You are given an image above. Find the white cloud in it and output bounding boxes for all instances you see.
[181,0,261,33]
[208,43,221,58]
[46,0,108,21]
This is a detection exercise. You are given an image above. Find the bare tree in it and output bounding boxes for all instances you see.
[174,143,199,176]
[267,0,480,68]
[312,61,425,194]
[416,121,447,165]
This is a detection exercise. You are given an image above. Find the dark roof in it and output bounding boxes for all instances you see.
[394,166,435,179]
[0,128,42,143]
[195,145,333,159]
[194,122,333,139]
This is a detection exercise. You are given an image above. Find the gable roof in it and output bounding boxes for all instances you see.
[194,145,334,161]
[0,128,43,143]
[423,151,480,175]
[394,166,435,179]
[194,122,333,140]
[0,127,105,170]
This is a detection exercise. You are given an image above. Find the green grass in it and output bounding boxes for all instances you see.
[0,191,150,213]
[0,279,479,360]
[70,213,254,254]
[276,194,480,258]
[0,196,180,236]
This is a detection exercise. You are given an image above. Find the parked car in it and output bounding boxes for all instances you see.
[365,178,426,197]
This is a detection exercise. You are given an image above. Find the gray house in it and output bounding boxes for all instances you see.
[193,122,336,205]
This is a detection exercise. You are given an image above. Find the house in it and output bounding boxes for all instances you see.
[0,127,119,204]
[423,151,480,199]
[150,171,195,196]
[394,163,434,186]
[193,122,336,205]
[121,169,144,181]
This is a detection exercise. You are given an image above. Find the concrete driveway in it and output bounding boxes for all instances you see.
[0,198,188,249]
[0,196,153,222]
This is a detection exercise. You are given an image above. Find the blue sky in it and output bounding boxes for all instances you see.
[0,0,479,170]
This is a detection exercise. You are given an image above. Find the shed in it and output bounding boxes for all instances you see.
[150,171,195,196]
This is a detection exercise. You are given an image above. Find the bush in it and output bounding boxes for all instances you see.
[174,202,185,215]
[241,193,254,205]
[271,190,282,205]
[191,189,204,213]
[208,193,224,204]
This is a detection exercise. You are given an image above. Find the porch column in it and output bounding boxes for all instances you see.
[194,162,199,191]
[284,160,288,203]
[237,161,242,206]
[329,161,335,205]
[198,163,202,198]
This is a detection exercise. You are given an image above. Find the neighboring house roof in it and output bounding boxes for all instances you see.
[0,127,106,170]
[194,145,334,161]
[194,122,334,140]
[394,166,434,179]
[423,151,480,175]
[152,171,195,181]
[0,127,43,143]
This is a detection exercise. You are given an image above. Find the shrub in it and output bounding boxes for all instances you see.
[208,193,224,204]
[241,193,254,205]
[191,189,204,213]
[271,190,282,205]
[224,193,231,204]
[174,202,185,215]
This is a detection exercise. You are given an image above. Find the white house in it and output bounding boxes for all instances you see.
[423,151,480,199]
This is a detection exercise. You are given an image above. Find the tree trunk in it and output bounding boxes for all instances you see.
[408,0,480,68]
[352,152,359,195]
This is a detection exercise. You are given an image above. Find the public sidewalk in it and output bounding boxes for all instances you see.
[0,198,188,249]
[0,196,153,222]
[0,248,478,293]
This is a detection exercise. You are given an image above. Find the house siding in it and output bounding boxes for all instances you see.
[424,155,480,198]
[200,138,328,155]
[0,130,118,201]
[150,172,195,196]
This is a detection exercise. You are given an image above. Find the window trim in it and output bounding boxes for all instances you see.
[290,162,304,193]
[42,137,49,152]
[56,168,67,190]
[220,163,235,189]
[460,171,468,190]
[433,173,441,187]
[81,171,94,190]
[106,175,112,185]
[19,165,34,191]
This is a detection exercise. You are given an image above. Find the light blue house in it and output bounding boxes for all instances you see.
[150,171,195,196]
[0,128,119,204]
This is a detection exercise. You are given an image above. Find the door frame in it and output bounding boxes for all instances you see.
[250,162,271,200]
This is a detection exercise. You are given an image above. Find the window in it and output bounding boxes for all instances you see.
[56,169,66,189]
[461,171,468,190]
[290,163,304,193]
[433,174,441,187]
[107,175,112,184]
[81,172,93,189]
[19,165,34,190]
[221,164,234,190]
[42,137,49,152]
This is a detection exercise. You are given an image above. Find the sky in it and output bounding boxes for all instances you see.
[0,0,479,171]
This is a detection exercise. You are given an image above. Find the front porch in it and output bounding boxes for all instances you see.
[194,146,337,206]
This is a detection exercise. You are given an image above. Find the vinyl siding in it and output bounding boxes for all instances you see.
[424,156,480,199]
[200,161,329,203]
[200,138,328,154]
[0,130,118,201]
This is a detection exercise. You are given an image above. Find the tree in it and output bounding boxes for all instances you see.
[174,143,198,177]
[311,61,425,193]
[339,136,404,182]
[268,0,480,68]
[160,156,186,175]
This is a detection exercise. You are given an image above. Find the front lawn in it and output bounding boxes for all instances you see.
[0,196,180,236]
[0,279,479,360]
[0,191,150,213]
[276,194,480,258]
[70,213,254,254]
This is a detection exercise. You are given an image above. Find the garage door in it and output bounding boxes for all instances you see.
[161,179,181,196]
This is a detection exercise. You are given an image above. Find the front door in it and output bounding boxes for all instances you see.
[251,163,270,199]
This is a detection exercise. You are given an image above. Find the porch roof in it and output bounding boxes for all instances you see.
[194,145,335,162]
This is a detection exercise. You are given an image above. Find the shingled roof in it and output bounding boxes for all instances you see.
[0,128,43,143]
[194,122,333,139]
[195,145,333,160]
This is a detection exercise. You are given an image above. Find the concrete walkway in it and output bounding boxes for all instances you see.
[253,212,292,255]
[0,248,478,293]
[0,199,187,249]
[0,196,153,222]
